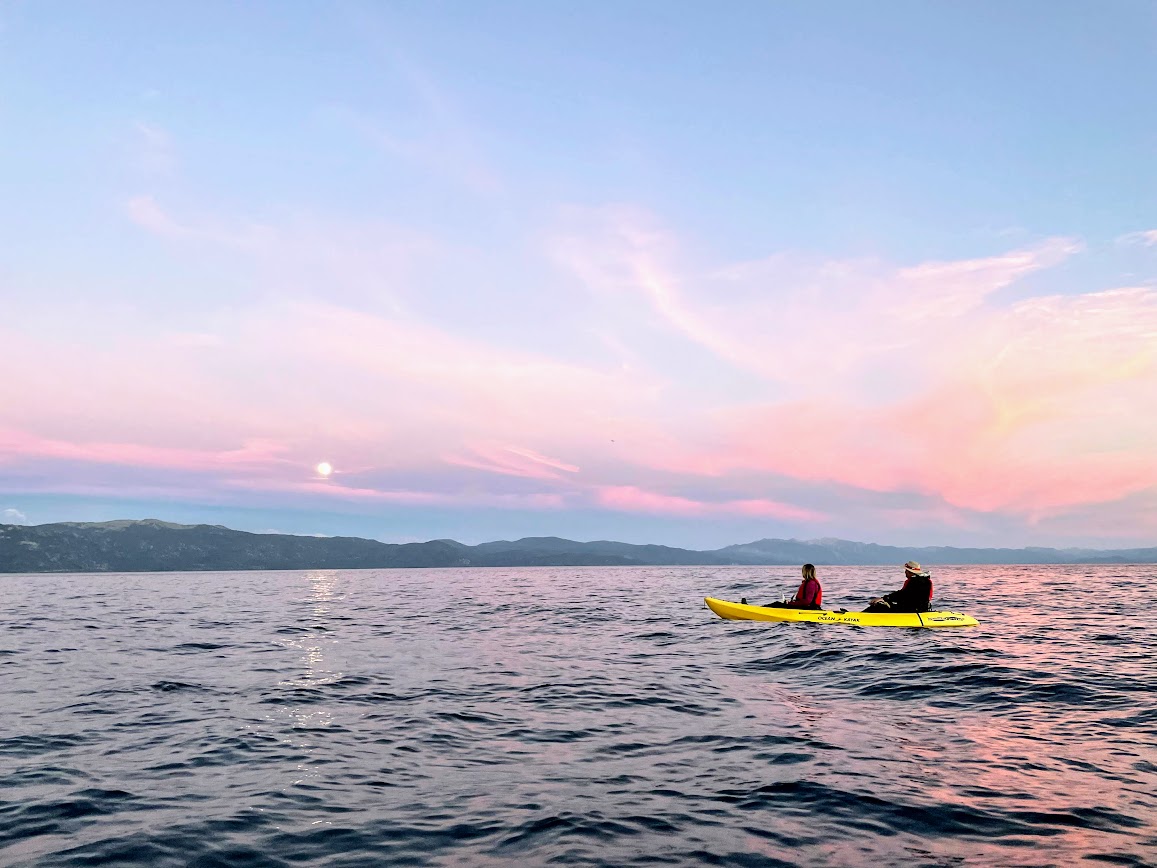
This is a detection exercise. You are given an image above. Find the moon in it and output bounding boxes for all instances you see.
[315,462,333,477]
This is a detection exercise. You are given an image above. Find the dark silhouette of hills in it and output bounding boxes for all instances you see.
[1,519,1155,573]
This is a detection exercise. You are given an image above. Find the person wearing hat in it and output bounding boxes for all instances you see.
[864,561,934,613]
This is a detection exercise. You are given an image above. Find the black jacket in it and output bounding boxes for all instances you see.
[883,574,933,613]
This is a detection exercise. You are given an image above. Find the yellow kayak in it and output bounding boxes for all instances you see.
[705,597,978,628]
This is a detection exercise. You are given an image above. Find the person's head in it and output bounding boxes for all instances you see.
[904,560,926,577]
[802,563,816,582]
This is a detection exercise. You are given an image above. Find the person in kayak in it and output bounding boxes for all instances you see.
[740,563,823,609]
[864,561,933,612]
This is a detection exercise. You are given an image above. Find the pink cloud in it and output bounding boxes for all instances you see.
[229,477,566,510]
[728,498,827,522]
[0,428,289,472]
[0,289,662,484]
[596,485,704,515]
[595,485,823,521]
[0,432,571,511]
[445,442,581,480]
[641,286,1157,515]
[9,190,1157,541]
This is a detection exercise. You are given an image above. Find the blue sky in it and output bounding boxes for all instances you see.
[2,2,1156,547]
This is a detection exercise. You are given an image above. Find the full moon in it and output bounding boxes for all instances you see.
[316,462,333,477]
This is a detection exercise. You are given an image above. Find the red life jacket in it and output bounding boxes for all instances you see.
[793,577,822,607]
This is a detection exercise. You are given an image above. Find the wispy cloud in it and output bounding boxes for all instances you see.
[550,207,1082,391]
[445,442,580,480]
[125,196,436,312]
[325,56,502,196]
[0,428,290,473]
[226,477,566,510]
[595,485,824,521]
[1117,229,1157,247]
[133,121,176,175]
[125,194,276,250]
[126,194,195,240]
[1,508,28,525]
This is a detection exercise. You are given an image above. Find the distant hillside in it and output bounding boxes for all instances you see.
[714,537,1157,565]
[0,520,462,573]
[1,519,1155,573]
[467,536,728,566]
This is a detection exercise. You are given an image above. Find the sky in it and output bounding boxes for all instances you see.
[2,1,1156,548]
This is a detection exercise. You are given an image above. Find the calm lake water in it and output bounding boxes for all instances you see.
[2,565,1155,867]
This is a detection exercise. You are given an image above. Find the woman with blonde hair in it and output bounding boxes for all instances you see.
[788,563,823,609]
[741,563,823,609]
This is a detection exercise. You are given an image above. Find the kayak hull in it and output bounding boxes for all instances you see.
[704,597,978,628]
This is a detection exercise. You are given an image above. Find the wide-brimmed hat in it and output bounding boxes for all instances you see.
[904,560,929,576]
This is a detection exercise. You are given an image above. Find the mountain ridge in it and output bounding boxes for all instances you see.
[2,519,1156,572]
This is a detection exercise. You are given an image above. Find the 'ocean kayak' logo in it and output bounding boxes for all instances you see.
[818,614,859,624]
